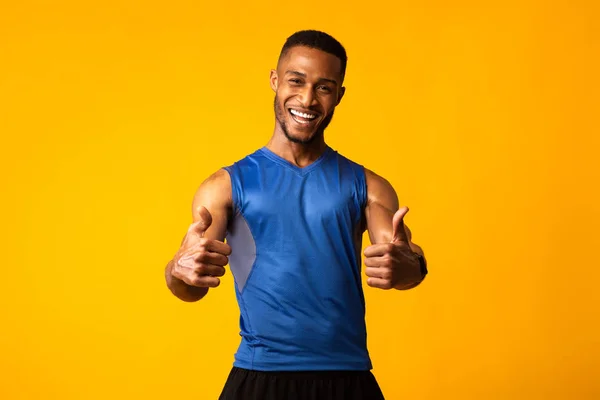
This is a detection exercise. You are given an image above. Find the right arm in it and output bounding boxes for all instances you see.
[165,169,233,302]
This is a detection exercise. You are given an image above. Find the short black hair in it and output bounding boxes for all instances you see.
[279,30,348,81]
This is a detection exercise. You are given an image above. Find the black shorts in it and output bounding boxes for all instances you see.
[218,367,385,400]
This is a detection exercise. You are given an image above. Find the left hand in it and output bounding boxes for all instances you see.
[364,206,421,290]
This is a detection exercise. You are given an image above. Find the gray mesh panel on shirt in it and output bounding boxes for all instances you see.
[226,211,256,292]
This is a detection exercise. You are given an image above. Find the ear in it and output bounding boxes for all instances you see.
[336,86,346,106]
[270,69,278,92]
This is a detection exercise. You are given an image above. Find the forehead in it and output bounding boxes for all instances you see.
[278,46,342,80]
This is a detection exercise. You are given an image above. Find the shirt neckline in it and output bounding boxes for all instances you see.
[258,145,333,176]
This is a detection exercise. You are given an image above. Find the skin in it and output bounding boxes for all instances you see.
[165,45,426,302]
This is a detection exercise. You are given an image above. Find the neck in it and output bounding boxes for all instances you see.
[266,126,328,168]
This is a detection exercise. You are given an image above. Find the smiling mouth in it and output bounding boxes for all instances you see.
[288,108,318,125]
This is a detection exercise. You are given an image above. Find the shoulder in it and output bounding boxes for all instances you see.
[230,148,265,167]
[201,168,231,188]
[327,149,368,186]
[192,169,233,212]
[364,168,398,207]
[329,147,363,169]
[326,147,389,190]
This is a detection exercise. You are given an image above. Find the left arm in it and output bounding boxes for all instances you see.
[363,168,427,290]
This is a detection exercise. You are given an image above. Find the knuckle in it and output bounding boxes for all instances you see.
[191,277,205,287]
[194,263,206,275]
[170,268,182,280]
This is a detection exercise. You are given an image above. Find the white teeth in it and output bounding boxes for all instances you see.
[290,109,316,119]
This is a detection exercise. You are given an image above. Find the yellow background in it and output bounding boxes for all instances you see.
[1,1,599,399]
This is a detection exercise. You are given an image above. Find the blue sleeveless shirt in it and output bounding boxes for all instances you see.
[224,145,371,371]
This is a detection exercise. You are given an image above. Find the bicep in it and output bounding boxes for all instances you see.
[364,169,420,252]
[364,169,399,244]
[191,169,232,241]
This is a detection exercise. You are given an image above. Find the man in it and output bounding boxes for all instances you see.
[165,30,428,400]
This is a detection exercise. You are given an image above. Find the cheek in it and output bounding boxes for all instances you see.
[321,100,337,114]
[279,87,296,101]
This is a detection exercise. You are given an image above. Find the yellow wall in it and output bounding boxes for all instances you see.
[1,1,599,399]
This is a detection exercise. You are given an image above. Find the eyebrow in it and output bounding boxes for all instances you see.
[285,70,338,86]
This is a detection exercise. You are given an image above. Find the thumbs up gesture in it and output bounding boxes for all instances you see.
[363,206,421,290]
[171,206,232,289]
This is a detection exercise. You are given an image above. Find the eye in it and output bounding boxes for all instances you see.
[289,78,302,84]
[317,85,332,93]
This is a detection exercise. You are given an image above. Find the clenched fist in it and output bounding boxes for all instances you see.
[171,206,232,289]
[364,206,421,290]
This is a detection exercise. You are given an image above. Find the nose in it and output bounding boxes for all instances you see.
[298,85,317,108]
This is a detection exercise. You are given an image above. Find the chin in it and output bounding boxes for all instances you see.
[284,127,322,145]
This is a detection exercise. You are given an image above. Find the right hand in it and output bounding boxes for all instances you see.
[171,206,232,288]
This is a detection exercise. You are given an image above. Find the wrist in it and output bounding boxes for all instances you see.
[414,252,428,280]
[165,261,209,302]
[394,252,427,290]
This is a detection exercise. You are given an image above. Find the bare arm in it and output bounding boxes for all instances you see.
[165,169,233,302]
[364,168,426,290]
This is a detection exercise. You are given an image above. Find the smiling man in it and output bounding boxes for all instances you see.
[165,30,428,400]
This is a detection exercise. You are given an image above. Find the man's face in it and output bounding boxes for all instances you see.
[271,46,345,144]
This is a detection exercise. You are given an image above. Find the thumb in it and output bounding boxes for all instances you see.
[188,205,213,238]
[391,206,409,243]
